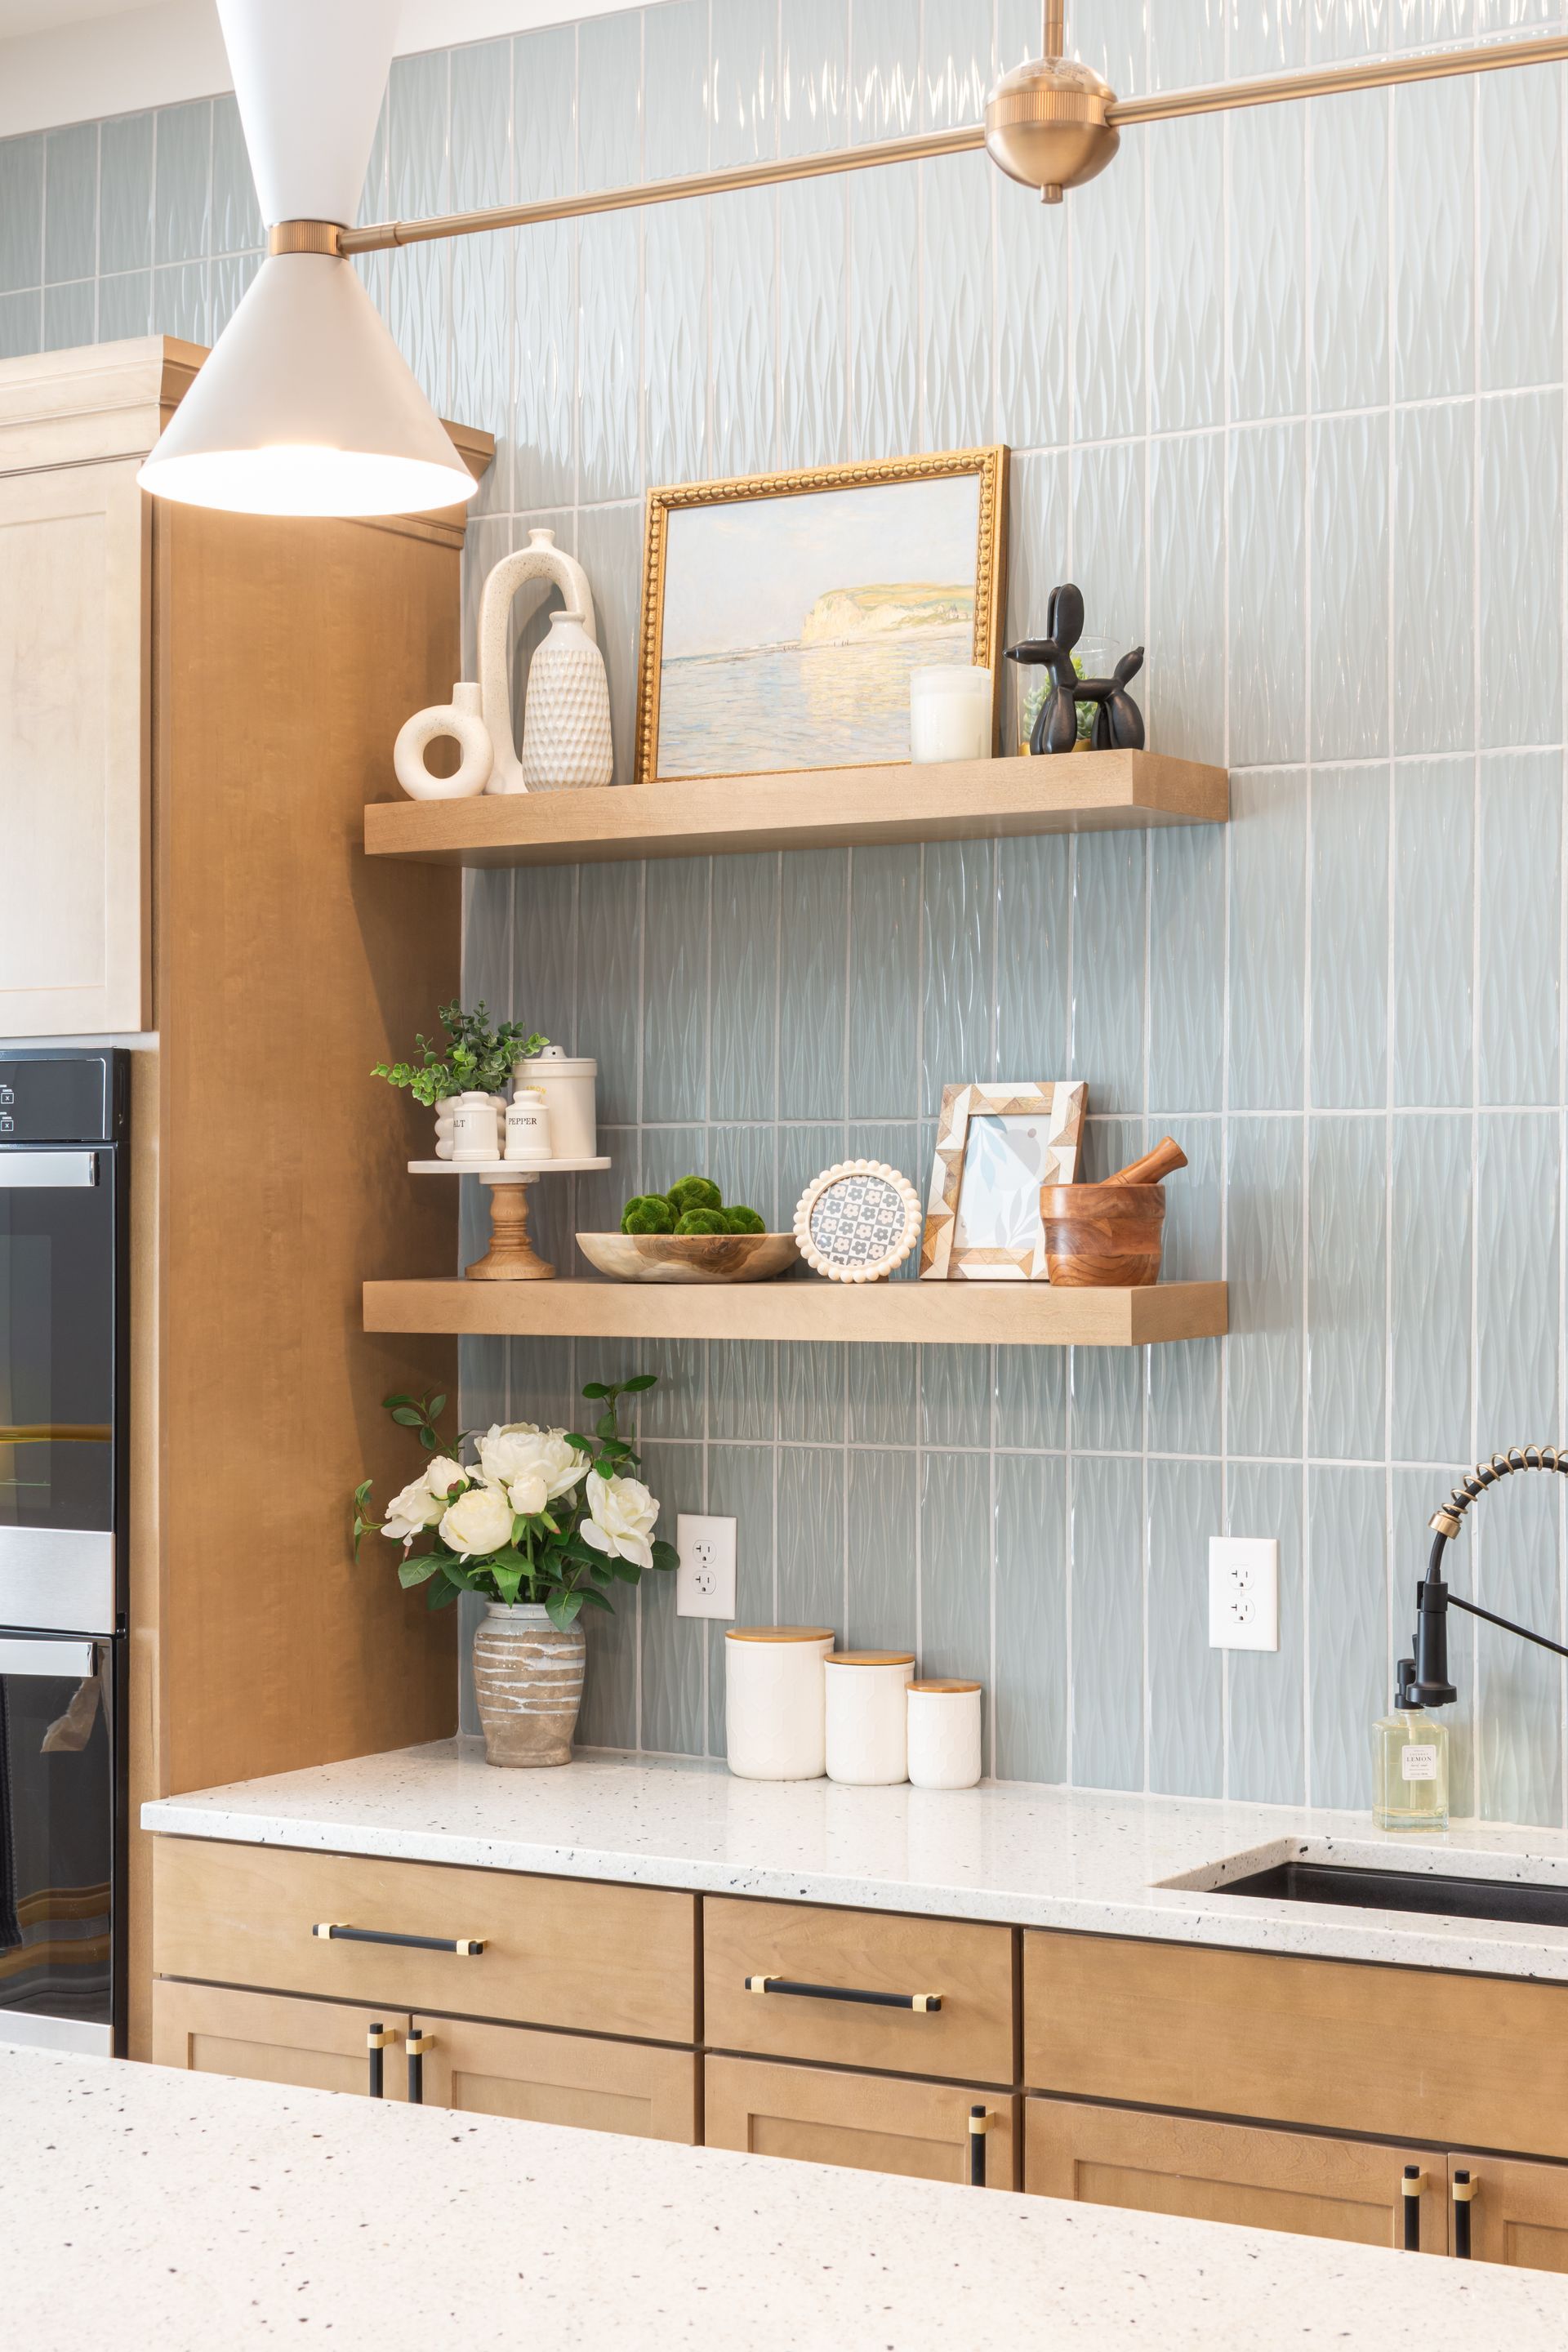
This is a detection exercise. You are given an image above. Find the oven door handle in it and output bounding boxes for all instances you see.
[0,1637,96,1679]
[0,1151,97,1188]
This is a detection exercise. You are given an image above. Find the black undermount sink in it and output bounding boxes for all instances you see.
[1215,1859,1568,1928]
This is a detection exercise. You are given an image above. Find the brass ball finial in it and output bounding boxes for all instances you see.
[984,53,1120,203]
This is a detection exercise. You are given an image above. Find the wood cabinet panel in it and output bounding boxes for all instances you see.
[704,1896,1013,2083]
[1453,2154,1568,2271]
[152,1979,410,2100]
[706,2056,1016,2189]
[1023,1929,1568,2159]
[1027,2097,1448,2253]
[0,457,147,1034]
[416,2017,697,2143]
[154,1838,697,2043]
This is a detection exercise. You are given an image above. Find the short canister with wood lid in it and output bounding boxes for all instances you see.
[906,1680,983,1788]
[824,1651,916,1784]
[724,1627,835,1780]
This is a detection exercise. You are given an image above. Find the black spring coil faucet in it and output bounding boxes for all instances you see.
[1410,1448,1568,1708]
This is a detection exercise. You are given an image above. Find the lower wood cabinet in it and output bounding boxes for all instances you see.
[1026,2096,1448,2251]
[412,2014,697,2143]
[706,2056,1017,2189]
[1453,2154,1568,2270]
[152,1980,411,2100]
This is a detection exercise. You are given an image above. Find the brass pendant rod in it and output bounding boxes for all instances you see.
[337,29,1568,258]
[1107,30,1568,126]
[1044,0,1064,64]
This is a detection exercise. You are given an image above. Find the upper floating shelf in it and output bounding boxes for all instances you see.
[363,749,1228,870]
[363,1276,1227,1350]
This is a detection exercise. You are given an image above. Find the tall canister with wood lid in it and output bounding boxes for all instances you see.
[724,1626,835,1780]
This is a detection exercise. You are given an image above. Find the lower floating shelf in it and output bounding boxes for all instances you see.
[363,1277,1227,1349]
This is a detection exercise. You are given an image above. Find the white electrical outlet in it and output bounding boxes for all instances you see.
[675,1514,737,1619]
[1208,1536,1280,1652]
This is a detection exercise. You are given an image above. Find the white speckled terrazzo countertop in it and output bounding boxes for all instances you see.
[4,2048,1564,2348]
[145,1740,1568,1981]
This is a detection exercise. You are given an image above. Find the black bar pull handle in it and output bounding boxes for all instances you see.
[1453,2169,1475,2259]
[1401,2165,1422,2251]
[969,2106,988,2189]
[314,1922,484,1957]
[366,2021,394,2100]
[744,1974,942,2013]
[406,2028,433,2105]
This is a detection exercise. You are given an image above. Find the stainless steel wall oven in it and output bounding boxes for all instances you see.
[0,1049,128,2056]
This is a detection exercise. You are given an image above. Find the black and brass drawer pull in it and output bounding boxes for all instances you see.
[1452,2169,1476,2259]
[743,1974,942,2012]
[405,2028,434,2105]
[968,2105,989,2189]
[313,1922,485,1957]
[366,2021,394,2100]
[1401,2165,1423,2251]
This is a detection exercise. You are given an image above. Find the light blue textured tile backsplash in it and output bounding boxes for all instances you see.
[16,4,1568,1822]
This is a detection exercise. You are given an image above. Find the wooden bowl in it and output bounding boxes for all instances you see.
[1039,1183,1165,1288]
[576,1232,800,1285]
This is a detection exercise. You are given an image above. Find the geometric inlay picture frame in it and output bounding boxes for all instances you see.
[919,1081,1088,1281]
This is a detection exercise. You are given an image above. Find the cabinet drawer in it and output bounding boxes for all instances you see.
[1026,2096,1448,2253]
[419,2016,697,2143]
[152,1980,412,2100]
[153,1837,696,2043]
[703,1895,1013,2083]
[1023,1929,1568,2159]
[706,2056,1017,2189]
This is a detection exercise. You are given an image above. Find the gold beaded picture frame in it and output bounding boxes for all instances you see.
[635,447,1009,783]
[920,1081,1088,1281]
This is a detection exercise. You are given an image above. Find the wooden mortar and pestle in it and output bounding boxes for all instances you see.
[1040,1137,1187,1287]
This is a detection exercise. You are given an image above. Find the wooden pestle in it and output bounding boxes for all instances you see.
[1102,1136,1187,1187]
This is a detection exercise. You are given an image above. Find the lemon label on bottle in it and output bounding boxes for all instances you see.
[1401,1744,1438,1782]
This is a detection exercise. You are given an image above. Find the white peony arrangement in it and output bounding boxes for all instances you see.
[354,1374,677,1631]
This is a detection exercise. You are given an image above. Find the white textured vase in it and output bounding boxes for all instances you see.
[471,1601,585,1769]
[521,609,613,791]
[479,528,599,795]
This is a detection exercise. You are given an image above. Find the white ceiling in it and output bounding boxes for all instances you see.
[0,0,659,138]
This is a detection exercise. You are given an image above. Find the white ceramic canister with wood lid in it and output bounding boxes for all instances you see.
[514,1046,598,1160]
[906,1679,983,1789]
[824,1651,915,1785]
[725,1627,835,1780]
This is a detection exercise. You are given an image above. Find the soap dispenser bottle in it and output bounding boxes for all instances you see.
[1373,1657,1450,1831]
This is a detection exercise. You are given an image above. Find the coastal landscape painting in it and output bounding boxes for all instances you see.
[635,450,1008,782]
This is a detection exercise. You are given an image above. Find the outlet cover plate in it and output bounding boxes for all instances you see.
[1209,1536,1280,1652]
[675,1514,737,1619]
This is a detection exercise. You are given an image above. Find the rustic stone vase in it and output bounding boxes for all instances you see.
[471,1601,585,1768]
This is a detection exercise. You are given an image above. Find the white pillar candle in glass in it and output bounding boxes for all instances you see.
[906,1679,983,1789]
[824,1651,915,1784]
[725,1627,835,1780]
[909,665,993,764]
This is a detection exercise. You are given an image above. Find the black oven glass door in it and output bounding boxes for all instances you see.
[0,1637,114,2039]
[0,1151,115,1536]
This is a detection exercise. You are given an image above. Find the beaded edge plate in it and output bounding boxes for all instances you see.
[792,1160,924,1285]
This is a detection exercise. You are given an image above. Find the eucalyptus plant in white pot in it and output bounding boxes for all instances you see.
[354,1373,676,1766]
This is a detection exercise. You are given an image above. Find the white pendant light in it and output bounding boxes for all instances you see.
[137,0,475,520]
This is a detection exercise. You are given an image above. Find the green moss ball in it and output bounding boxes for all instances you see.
[675,1209,729,1236]
[667,1174,723,1216]
[724,1206,766,1234]
[621,1195,676,1236]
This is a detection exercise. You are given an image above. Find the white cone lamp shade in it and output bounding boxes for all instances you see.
[137,0,475,519]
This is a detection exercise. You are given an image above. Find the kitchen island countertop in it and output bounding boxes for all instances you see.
[4,2047,1566,2349]
[145,1738,1568,1980]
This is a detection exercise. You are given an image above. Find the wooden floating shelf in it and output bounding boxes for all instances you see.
[363,748,1228,870]
[363,1277,1227,1349]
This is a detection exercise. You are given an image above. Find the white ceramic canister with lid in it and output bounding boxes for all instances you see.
[906,1679,983,1790]
[515,1046,598,1161]
[725,1626,835,1780]
[824,1651,915,1785]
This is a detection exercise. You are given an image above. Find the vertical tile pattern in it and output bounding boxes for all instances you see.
[33,6,1568,1804]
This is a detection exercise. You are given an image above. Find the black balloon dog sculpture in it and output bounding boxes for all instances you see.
[1006,583,1145,755]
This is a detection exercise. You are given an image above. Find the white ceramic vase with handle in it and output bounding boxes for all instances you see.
[522,608,613,791]
[478,528,599,795]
